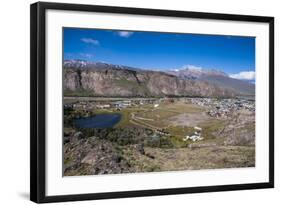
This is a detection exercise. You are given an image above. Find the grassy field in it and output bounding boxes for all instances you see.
[120,102,226,148]
[132,102,206,129]
[77,101,223,140]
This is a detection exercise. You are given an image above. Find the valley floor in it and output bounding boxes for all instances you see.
[63,98,255,176]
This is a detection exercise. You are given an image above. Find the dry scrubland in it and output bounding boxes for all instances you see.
[64,100,255,176]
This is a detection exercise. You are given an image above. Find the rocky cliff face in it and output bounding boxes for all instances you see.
[64,64,237,97]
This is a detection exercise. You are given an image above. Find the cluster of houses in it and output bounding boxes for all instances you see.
[64,98,163,112]
[188,98,255,119]
[183,127,203,142]
[64,100,133,111]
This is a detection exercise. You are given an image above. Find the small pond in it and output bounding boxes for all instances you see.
[74,113,122,128]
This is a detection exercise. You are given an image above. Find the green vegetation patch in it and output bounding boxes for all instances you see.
[167,126,195,138]
[64,89,95,97]
[199,119,225,140]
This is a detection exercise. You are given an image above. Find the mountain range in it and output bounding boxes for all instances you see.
[63,60,254,98]
[166,66,255,95]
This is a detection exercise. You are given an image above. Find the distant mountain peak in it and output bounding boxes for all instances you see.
[166,66,228,80]
[64,59,93,68]
[164,65,254,95]
[181,64,203,71]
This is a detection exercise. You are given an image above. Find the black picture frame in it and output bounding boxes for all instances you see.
[30,1,274,203]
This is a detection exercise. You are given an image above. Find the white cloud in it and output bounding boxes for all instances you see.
[229,71,255,80]
[81,38,99,45]
[117,31,134,38]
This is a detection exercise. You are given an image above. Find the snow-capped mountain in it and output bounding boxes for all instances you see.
[63,59,141,71]
[166,66,228,80]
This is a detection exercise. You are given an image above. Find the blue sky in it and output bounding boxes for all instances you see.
[64,28,256,80]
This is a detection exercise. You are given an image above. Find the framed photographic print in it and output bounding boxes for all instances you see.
[30,1,274,203]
